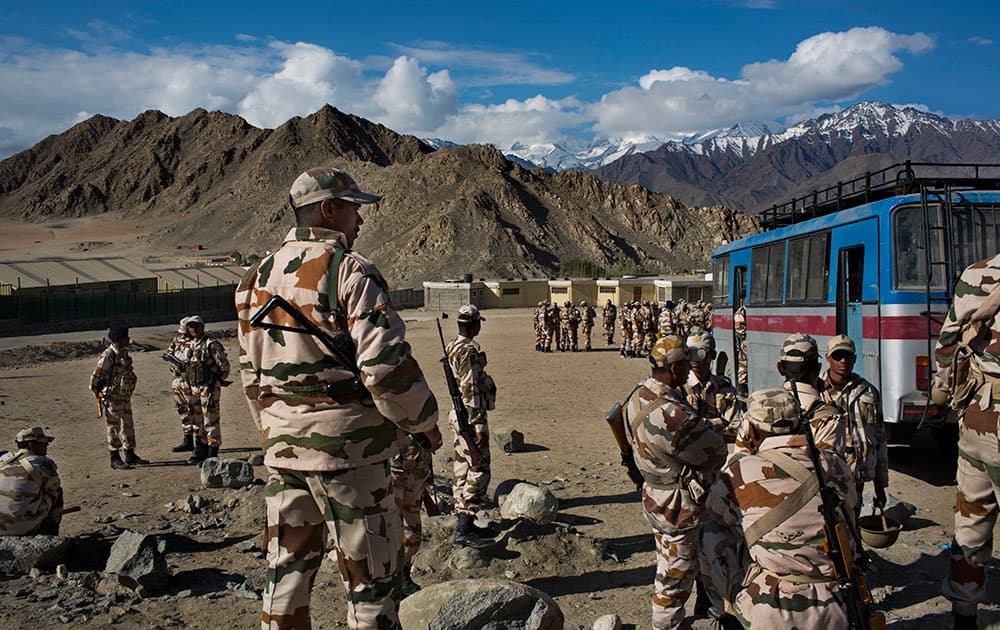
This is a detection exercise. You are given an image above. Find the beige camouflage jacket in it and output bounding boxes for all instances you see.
[822,373,889,486]
[734,382,846,456]
[90,345,136,400]
[235,227,438,471]
[184,336,231,388]
[684,371,744,440]
[0,449,63,535]
[446,335,495,412]
[625,377,727,534]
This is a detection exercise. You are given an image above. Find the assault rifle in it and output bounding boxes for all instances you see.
[604,402,644,491]
[249,296,372,402]
[790,380,885,630]
[162,352,187,371]
[411,433,441,516]
[435,318,483,466]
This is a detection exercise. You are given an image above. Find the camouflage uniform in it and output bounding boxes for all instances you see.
[236,167,438,630]
[447,319,496,515]
[91,342,138,452]
[389,434,432,565]
[581,302,596,350]
[185,332,231,448]
[684,364,744,441]
[544,304,559,352]
[568,303,582,351]
[703,389,857,628]
[0,429,63,536]
[734,303,748,392]
[932,254,1000,619]
[167,323,200,438]
[658,303,676,337]
[620,303,634,356]
[624,336,728,629]
[532,302,544,350]
[603,300,617,344]
[559,302,572,351]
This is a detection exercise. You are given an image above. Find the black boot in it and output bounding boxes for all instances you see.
[954,612,978,630]
[110,450,133,470]
[694,579,711,617]
[453,513,491,548]
[714,612,744,630]
[208,445,219,459]
[123,448,148,466]
[188,441,209,465]
[172,434,194,452]
[400,564,420,597]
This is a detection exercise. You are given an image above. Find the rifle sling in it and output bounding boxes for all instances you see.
[328,246,348,322]
[743,449,821,547]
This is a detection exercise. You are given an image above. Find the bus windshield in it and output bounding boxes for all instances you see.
[893,204,946,291]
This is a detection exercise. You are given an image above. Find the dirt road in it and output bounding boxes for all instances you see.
[0,308,998,628]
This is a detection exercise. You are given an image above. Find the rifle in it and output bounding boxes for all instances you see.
[412,433,441,516]
[95,392,104,418]
[790,380,885,630]
[250,296,372,402]
[605,402,644,491]
[62,505,81,515]
[162,352,187,371]
[435,318,484,466]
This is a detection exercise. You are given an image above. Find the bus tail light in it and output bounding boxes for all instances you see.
[915,355,930,391]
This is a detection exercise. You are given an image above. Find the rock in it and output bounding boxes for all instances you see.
[491,427,524,453]
[449,547,491,570]
[99,525,124,538]
[56,564,69,579]
[104,530,170,592]
[592,613,621,630]
[94,516,113,524]
[229,580,260,600]
[176,589,192,598]
[399,578,563,630]
[29,567,42,579]
[499,482,559,524]
[249,453,265,466]
[493,478,528,506]
[860,492,917,527]
[182,494,206,514]
[200,458,254,489]
[0,535,69,574]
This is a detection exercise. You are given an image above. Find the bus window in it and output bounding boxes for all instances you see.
[893,204,946,290]
[786,232,830,302]
[750,241,785,304]
[712,255,730,305]
[951,203,1000,273]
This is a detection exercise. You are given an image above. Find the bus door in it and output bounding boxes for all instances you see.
[732,265,747,390]
[832,220,879,379]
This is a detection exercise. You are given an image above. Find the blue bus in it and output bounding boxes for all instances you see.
[711,162,1000,434]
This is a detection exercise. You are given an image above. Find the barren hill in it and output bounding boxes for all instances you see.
[0,107,758,286]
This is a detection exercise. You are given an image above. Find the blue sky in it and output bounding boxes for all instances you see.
[0,0,996,156]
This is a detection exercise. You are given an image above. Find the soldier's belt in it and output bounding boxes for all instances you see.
[761,567,835,584]
[280,378,373,402]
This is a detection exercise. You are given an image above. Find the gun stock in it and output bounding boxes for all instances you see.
[605,402,644,490]
[436,318,484,466]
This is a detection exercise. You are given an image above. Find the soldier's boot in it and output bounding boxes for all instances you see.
[172,434,194,452]
[693,579,711,617]
[400,564,421,597]
[188,441,209,465]
[110,450,133,470]
[953,612,978,630]
[207,445,219,459]
[712,612,743,630]
[453,513,492,549]
[123,448,148,466]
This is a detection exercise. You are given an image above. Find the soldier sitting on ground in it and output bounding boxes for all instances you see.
[0,427,63,536]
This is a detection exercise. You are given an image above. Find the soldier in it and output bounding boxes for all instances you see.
[91,325,144,470]
[622,336,727,629]
[559,301,572,352]
[532,301,544,351]
[389,433,437,595]
[236,166,441,630]
[734,293,748,397]
[601,300,618,346]
[603,299,617,345]
[821,335,889,516]
[702,389,857,628]
[734,334,846,457]
[643,301,657,355]
[0,427,63,536]
[930,254,1000,630]
[620,302,633,357]
[447,304,497,547]
[580,300,596,351]
[684,334,744,441]
[166,316,198,452]
[544,301,560,352]
[659,300,676,337]
[183,315,231,463]
[568,301,582,351]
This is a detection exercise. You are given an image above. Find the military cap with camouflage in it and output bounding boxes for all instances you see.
[649,335,688,367]
[745,389,801,435]
[780,333,819,363]
[288,166,382,209]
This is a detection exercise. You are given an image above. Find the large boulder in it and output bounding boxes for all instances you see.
[200,458,254,489]
[399,578,563,630]
[0,535,69,574]
[104,530,169,592]
[499,483,559,524]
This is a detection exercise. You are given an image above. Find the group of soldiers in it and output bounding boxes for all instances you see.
[531,300,599,351]
[618,299,713,358]
[87,315,231,470]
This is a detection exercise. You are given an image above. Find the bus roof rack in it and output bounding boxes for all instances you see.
[758,161,1000,230]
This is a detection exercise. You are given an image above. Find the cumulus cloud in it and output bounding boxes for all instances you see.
[370,56,457,133]
[432,95,587,148]
[393,42,575,86]
[593,26,934,137]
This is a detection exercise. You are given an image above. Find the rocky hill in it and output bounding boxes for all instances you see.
[0,107,758,287]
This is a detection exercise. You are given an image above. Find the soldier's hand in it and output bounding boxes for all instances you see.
[873,481,888,510]
[422,427,444,453]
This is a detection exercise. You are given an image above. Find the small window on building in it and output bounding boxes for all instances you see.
[502,288,519,295]
[599,287,616,294]
[750,241,786,304]
[551,287,568,294]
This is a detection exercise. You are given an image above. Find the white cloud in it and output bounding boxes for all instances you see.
[393,42,575,86]
[371,56,457,134]
[592,27,934,137]
[433,95,586,148]
[969,36,993,46]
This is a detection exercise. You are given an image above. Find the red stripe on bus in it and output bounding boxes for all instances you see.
[714,313,940,340]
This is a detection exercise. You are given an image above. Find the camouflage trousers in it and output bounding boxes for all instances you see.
[103,397,135,450]
[543,326,556,351]
[262,462,403,630]
[559,324,570,351]
[451,410,491,515]
[943,401,1000,616]
[569,325,579,350]
[698,520,748,615]
[620,326,633,353]
[189,384,223,446]
[736,339,748,388]
[172,379,200,436]
[582,324,593,350]
[390,439,431,566]
[604,320,615,343]
[652,528,699,629]
[734,566,848,629]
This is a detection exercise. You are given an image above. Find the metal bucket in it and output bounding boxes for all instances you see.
[858,511,903,549]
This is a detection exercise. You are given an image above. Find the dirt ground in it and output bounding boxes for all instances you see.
[1,308,999,629]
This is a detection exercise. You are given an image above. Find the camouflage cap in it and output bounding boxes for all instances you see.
[289,167,382,209]
[745,389,800,435]
[16,426,54,444]
[649,335,689,368]
[780,333,818,363]
[827,334,856,357]
[686,333,715,362]
[177,316,190,333]
[186,314,204,325]
[580,300,587,306]
[457,304,485,323]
